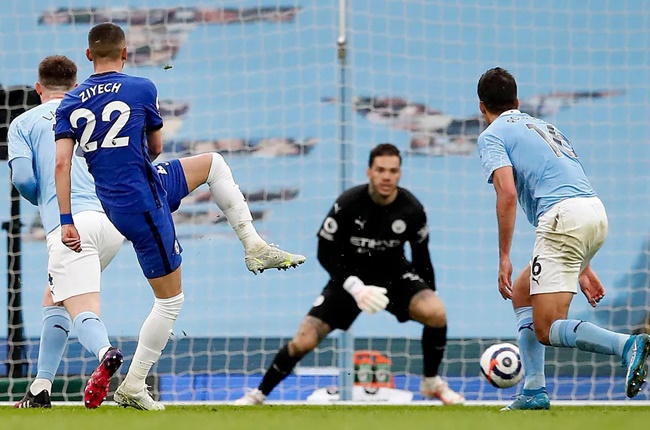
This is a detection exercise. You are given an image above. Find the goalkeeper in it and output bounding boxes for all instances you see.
[236,143,464,405]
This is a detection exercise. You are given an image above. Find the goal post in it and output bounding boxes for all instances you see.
[336,0,355,402]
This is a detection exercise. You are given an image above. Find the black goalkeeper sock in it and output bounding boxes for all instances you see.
[258,344,301,396]
[422,325,447,377]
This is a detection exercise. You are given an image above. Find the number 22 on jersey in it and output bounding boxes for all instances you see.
[70,101,130,152]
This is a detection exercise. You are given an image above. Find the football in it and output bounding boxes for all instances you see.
[479,343,524,388]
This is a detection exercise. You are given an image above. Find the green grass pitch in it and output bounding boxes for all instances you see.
[1,405,647,430]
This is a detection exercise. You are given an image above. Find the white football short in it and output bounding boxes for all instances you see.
[46,210,125,303]
[529,196,608,295]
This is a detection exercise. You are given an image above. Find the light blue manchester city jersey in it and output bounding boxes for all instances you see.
[477,109,595,226]
[8,99,103,234]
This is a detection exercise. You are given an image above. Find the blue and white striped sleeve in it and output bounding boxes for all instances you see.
[477,131,511,184]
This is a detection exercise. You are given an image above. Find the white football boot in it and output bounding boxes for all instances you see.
[420,376,465,405]
[245,242,306,274]
[234,389,266,405]
[114,383,165,411]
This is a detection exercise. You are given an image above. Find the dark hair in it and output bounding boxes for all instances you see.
[88,22,126,61]
[477,67,518,114]
[369,143,401,167]
[38,55,77,90]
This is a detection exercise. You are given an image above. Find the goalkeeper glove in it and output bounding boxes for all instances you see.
[343,276,389,314]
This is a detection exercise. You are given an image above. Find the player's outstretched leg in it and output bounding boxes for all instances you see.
[245,243,306,274]
[624,333,650,398]
[84,347,124,409]
[193,153,306,274]
[547,317,649,398]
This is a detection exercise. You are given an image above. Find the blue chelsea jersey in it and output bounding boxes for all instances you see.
[55,71,165,213]
[477,110,595,226]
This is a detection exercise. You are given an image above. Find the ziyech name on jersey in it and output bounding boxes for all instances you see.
[79,83,122,103]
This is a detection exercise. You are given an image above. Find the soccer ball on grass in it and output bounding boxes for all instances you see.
[479,342,523,388]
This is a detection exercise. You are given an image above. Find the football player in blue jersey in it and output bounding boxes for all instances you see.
[11,54,304,410]
[9,55,124,409]
[54,23,304,410]
[476,67,650,410]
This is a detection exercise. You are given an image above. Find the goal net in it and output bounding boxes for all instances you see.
[1,0,648,403]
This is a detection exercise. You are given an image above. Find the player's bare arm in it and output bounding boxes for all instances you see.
[54,137,81,253]
[146,129,163,161]
[492,165,517,299]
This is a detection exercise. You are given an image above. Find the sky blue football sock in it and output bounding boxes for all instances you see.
[515,306,546,390]
[73,311,111,361]
[522,387,546,396]
[549,319,629,357]
[622,336,635,363]
[35,306,71,382]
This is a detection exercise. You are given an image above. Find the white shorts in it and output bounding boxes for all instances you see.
[46,210,125,303]
[530,196,608,295]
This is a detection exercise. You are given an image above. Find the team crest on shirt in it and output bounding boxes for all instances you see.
[323,217,338,234]
[391,219,406,234]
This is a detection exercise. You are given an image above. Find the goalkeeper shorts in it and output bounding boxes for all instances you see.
[308,272,433,330]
